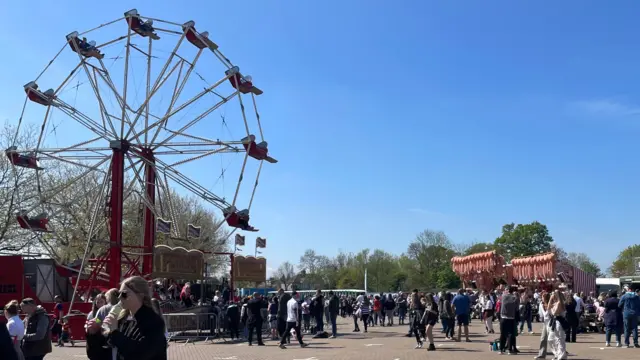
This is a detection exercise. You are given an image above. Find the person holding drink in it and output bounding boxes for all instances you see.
[85,277,167,360]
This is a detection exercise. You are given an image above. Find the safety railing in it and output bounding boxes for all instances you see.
[163,312,223,343]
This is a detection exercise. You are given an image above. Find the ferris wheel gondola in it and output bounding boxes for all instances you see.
[7,8,275,300]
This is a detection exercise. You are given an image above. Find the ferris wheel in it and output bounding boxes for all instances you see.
[6,9,276,292]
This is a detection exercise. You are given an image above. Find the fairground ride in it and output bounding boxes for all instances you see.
[5,9,276,312]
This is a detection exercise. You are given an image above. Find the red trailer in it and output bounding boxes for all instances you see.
[0,256,91,340]
[451,250,510,291]
[510,253,596,294]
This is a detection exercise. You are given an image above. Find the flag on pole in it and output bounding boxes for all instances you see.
[156,218,172,234]
[187,224,201,238]
[235,233,245,246]
[256,237,266,248]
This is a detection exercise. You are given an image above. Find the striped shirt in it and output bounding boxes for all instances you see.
[360,304,370,315]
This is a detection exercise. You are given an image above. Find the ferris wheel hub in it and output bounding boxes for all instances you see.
[109,139,131,153]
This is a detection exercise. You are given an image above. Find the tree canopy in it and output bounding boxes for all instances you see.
[609,245,640,277]
[566,252,602,277]
[494,221,554,260]
[268,229,463,292]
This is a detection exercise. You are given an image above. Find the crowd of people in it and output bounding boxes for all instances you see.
[3,280,640,360]
[1,276,168,360]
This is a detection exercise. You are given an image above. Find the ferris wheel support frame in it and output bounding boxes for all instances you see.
[141,148,156,276]
[108,140,127,288]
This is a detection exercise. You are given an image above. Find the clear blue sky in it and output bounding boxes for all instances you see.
[1,1,639,276]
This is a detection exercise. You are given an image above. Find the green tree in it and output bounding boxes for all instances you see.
[405,230,461,290]
[366,249,399,292]
[566,252,603,277]
[609,245,640,277]
[494,221,554,261]
[464,242,495,255]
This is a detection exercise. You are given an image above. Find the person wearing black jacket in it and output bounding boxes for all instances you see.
[328,291,340,338]
[21,298,52,360]
[312,290,325,333]
[384,294,396,326]
[276,289,291,339]
[226,302,240,340]
[564,295,578,343]
[101,276,167,360]
[604,291,623,347]
[246,293,265,346]
[0,320,19,360]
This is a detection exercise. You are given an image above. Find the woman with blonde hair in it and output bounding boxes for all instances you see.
[5,300,24,360]
[102,276,167,360]
[547,289,568,360]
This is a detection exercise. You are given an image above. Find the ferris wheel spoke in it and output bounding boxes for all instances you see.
[124,27,187,139]
[44,181,105,220]
[157,172,180,237]
[53,63,83,96]
[37,152,111,171]
[34,42,70,83]
[95,57,181,146]
[68,159,112,313]
[122,58,183,139]
[154,149,240,156]
[30,158,110,214]
[246,160,263,211]
[34,106,53,154]
[149,49,204,144]
[164,147,238,168]
[120,24,134,138]
[151,90,238,151]
[155,158,227,210]
[211,48,234,70]
[79,16,125,36]
[154,139,243,147]
[67,41,119,137]
[144,36,152,145]
[54,102,111,139]
[36,136,105,155]
[92,59,143,146]
[125,154,150,198]
[250,93,265,142]
[133,74,235,146]
[230,151,250,209]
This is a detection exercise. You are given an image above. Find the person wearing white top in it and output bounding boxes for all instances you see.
[483,296,495,333]
[279,291,308,349]
[535,294,550,359]
[573,294,584,315]
[5,302,25,360]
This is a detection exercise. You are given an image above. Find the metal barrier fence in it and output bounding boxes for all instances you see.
[163,312,223,343]
[163,309,333,344]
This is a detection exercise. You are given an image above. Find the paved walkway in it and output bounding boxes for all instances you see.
[48,317,635,359]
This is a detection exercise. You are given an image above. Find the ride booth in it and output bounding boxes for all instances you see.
[0,255,90,340]
[451,251,510,292]
[510,253,596,295]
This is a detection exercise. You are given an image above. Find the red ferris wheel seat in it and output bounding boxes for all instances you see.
[16,211,51,232]
[241,135,277,163]
[223,206,258,232]
[24,81,55,106]
[124,9,160,40]
[5,146,43,170]
[66,31,104,59]
[182,21,218,50]
[225,66,263,96]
